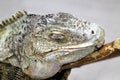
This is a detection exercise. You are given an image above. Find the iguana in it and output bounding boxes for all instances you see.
[0,11,105,80]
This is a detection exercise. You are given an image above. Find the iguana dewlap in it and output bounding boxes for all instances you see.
[0,11,105,79]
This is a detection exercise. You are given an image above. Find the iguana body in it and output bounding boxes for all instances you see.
[0,11,105,79]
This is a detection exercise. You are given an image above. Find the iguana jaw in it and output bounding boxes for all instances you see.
[22,44,96,79]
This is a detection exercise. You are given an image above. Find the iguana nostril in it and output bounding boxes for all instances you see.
[91,30,94,34]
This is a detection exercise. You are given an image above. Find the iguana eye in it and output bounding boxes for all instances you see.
[49,32,65,42]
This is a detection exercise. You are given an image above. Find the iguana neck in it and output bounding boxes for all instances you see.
[0,14,28,66]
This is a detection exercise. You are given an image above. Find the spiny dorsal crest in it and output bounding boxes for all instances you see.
[0,11,27,29]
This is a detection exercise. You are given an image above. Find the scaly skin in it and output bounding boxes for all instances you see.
[0,11,105,79]
[0,62,32,80]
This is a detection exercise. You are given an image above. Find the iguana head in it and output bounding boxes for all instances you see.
[20,12,105,79]
[0,11,105,79]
